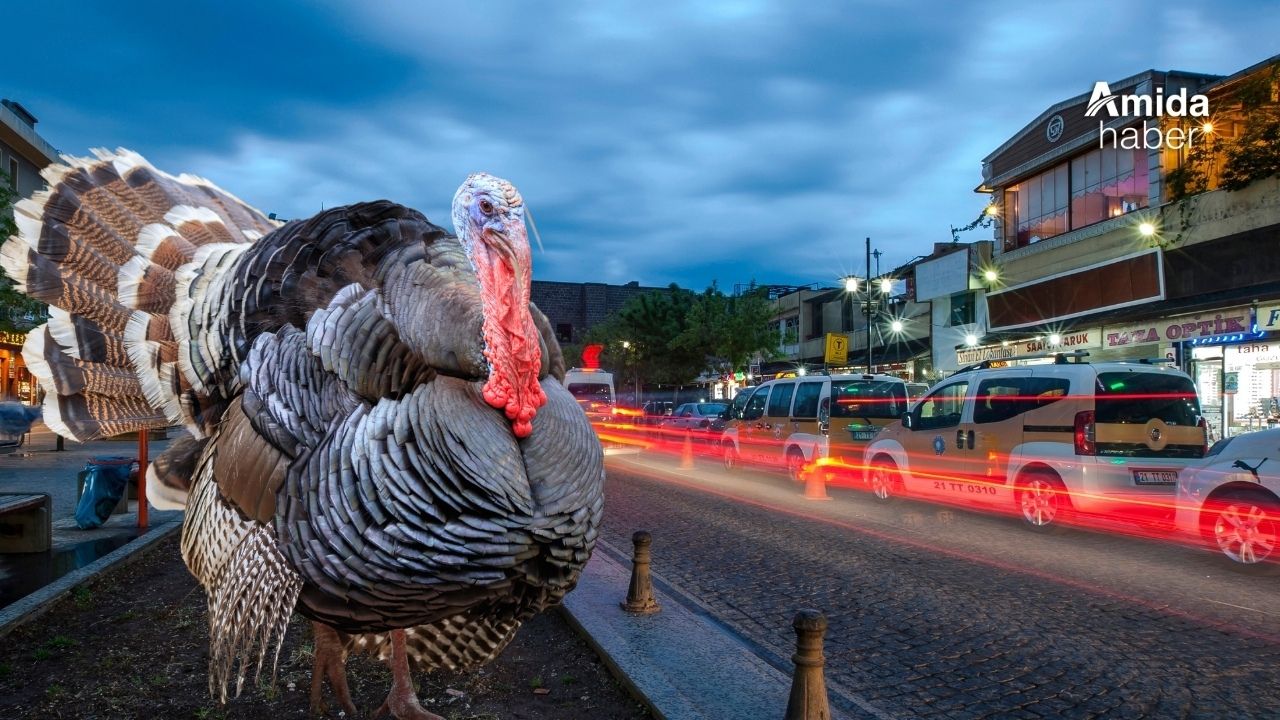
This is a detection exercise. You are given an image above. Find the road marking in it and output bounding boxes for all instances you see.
[1201,597,1280,617]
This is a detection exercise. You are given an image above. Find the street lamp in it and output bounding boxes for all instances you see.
[843,237,897,375]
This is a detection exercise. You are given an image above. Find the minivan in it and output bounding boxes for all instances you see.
[863,355,1208,531]
[720,373,910,482]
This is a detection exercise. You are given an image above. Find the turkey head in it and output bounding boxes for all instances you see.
[452,173,546,438]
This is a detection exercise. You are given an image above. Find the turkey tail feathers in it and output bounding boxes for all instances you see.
[0,149,277,441]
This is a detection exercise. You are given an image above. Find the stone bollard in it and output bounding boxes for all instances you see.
[621,531,661,614]
[680,433,695,469]
[783,609,831,720]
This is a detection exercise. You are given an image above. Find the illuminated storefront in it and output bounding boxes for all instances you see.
[0,330,36,403]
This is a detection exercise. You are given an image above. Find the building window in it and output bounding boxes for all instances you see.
[949,291,974,326]
[6,158,15,191]
[1004,164,1068,250]
[1001,146,1147,251]
[555,323,572,343]
[1070,146,1148,229]
[809,307,823,338]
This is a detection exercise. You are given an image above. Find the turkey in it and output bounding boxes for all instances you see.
[0,149,605,719]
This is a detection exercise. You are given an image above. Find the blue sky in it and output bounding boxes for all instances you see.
[7,2,1278,291]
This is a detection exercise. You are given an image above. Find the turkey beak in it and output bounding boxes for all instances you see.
[481,215,529,279]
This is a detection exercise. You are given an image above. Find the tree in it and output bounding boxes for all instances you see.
[584,285,705,393]
[673,283,779,377]
[0,172,45,333]
[1168,60,1280,200]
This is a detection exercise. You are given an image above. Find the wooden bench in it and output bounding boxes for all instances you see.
[0,493,52,553]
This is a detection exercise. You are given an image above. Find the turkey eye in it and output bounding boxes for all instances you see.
[479,199,495,214]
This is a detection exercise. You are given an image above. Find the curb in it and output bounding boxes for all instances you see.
[0,520,183,640]
[560,539,795,720]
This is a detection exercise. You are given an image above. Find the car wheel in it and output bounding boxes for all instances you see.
[1202,490,1279,574]
[722,442,738,471]
[786,449,806,484]
[868,459,900,503]
[1016,471,1071,532]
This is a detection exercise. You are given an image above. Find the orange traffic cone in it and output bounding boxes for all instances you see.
[803,463,830,501]
[680,434,694,469]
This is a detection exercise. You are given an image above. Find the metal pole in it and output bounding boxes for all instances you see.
[137,428,149,528]
[866,237,873,375]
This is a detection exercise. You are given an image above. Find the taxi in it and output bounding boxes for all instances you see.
[720,373,909,482]
[863,354,1208,531]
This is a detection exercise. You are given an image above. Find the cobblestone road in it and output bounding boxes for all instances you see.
[600,453,1280,719]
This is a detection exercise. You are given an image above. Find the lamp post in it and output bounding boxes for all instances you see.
[844,237,895,376]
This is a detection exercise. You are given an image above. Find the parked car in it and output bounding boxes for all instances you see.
[661,402,729,434]
[1175,429,1280,573]
[864,354,1208,532]
[721,373,910,482]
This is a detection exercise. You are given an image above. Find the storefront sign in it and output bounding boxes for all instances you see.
[957,329,1100,365]
[1259,303,1280,332]
[1224,372,1239,395]
[0,331,26,347]
[1103,307,1251,348]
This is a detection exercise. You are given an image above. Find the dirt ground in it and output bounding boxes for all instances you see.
[0,535,652,720]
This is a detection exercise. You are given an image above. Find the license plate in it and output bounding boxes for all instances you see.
[849,430,877,441]
[1132,469,1178,486]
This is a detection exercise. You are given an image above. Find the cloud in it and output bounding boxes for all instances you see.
[6,0,1278,293]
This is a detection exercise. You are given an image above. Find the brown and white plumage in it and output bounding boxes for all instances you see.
[1,150,604,715]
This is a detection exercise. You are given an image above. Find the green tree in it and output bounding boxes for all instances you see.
[673,283,779,377]
[1168,60,1280,200]
[0,172,45,333]
[585,285,705,391]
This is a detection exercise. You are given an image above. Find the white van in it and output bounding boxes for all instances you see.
[864,354,1208,531]
[720,373,910,482]
[563,368,616,419]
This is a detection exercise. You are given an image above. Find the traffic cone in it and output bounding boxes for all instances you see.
[680,433,694,469]
[803,463,830,501]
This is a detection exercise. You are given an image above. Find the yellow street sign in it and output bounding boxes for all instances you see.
[824,333,848,364]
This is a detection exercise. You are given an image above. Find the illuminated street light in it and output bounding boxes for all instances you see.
[878,277,894,295]
[1049,333,1062,345]
[1138,221,1156,237]
[890,319,904,333]
[985,204,999,217]
[965,334,979,347]
[798,367,807,376]
[1202,122,1214,134]
[844,276,859,292]
[983,269,999,283]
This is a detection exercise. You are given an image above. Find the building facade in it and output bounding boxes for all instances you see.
[966,54,1280,439]
[0,99,58,402]
[530,280,667,345]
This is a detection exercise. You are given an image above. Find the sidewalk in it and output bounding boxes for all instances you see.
[0,424,182,633]
[1,428,822,719]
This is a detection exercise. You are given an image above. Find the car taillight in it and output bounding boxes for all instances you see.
[1197,416,1209,456]
[1074,410,1096,456]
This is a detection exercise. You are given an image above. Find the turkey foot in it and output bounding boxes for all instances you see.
[372,629,441,720]
[309,622,358,717]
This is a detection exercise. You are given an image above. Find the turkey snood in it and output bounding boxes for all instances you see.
[453,174,546,438]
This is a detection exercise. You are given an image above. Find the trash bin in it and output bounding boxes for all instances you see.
[74,456,138,529]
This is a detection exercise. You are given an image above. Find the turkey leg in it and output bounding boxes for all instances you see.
[373,628,442,720]
[309,622,357,717]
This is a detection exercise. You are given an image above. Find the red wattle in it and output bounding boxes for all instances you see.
[475,240,545,438]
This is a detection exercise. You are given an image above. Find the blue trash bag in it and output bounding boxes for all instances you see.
[75,456,137,529]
